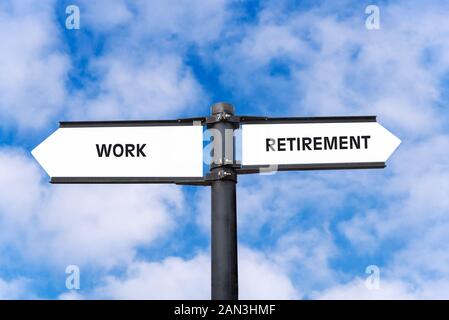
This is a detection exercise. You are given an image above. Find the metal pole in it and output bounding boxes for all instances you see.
[209,102,238,300]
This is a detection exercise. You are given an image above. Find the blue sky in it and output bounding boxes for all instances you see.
[1,0,449,299]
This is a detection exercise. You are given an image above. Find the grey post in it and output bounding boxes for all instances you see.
[209,102,238,300]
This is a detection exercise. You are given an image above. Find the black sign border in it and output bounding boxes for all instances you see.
[239,115,377,124]
[59,117,206,128]
[50,177,207,184]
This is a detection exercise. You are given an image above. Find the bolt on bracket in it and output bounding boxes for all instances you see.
[205,168,237,183]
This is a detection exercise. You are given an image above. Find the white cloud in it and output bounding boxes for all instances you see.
[271,230,337,294]
[340,135,449,243]
[216,0,449,137]
[0,148,43,223]
[93,254,210,299]
[69,53,205,120]
[236,24,306,64]
[58,290,85,300]
[313,278,416,300]
[196,173,352,237]
[0,277,34,300]
[79,0,229,45]
[127,0,229,45]
[63,0,229,122]
[78,0,133,31]
[237,175,345,236]
[314,274,449,300]
[77,246,298,299]
[337,136,449,297]
[0,0,229,132]
[0,147,185,269]
[239,247,299,299]
[0,0,69,131]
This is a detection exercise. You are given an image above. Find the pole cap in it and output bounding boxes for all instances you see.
[211,102,235,115]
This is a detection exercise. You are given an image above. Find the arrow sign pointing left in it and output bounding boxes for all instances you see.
[31,121,204,183]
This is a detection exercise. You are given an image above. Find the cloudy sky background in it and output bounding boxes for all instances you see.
[1,0,449,299]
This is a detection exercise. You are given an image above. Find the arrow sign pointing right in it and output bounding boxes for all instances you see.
[240,116,401,171]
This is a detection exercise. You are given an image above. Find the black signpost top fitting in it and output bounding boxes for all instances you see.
[211,102,235,115]
[208,102,239,126]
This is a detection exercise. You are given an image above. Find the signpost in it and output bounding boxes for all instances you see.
[31,103,401,300]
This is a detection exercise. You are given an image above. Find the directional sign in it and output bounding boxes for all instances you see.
[240,116,401,172]
[31,120,204,183]
[29,102,402,301]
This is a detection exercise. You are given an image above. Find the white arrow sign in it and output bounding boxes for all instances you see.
[241,118,401,170]
[32,122,204,182]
